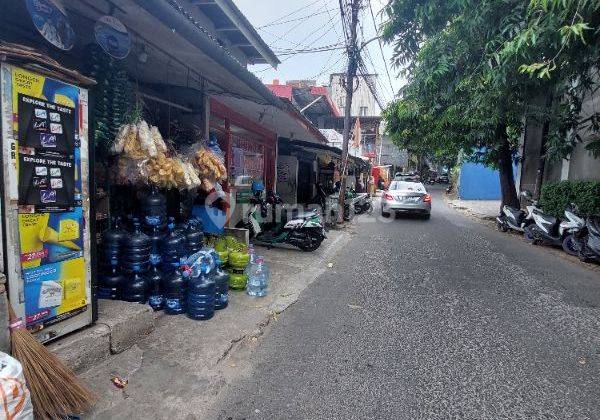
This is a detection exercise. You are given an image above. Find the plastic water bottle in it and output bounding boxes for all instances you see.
[246,256,268,297]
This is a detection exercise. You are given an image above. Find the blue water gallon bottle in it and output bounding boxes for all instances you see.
[187,269,216,321]
[147,258,164,311]
[163,263,188,315]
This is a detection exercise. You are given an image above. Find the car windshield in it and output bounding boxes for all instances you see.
[395,175,418,182]
[389,181,425,192]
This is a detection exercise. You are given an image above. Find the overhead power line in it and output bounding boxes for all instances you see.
[258,9,336,29]
[259,0,324,28]
[274,43,346,56]
[368,0,396,99]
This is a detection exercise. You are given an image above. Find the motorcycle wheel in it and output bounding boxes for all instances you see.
[497,221,508,232]
[298,232,323,252]
[524,227,537,245]
[365,203,373,215]
[561,234,579,256]
[578,246,591,263]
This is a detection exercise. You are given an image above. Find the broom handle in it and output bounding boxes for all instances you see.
[7,301,24,331]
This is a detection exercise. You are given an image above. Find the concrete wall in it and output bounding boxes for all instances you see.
[379,135,408,167]
[329,74,381,117]
[566,91,600,180]
[520,88,600,188]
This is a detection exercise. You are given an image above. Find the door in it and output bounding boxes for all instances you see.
[297,160,313,203]
[276,155,298,204]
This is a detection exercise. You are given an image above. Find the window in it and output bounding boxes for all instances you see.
[359,106,368,116]
[389,181,425,192]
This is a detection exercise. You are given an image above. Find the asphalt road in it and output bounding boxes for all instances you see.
[210,187,600,420]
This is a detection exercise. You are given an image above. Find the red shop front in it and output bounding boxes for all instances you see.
[209,98,277,192]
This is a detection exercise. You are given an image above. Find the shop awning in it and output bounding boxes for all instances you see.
[215,96,327,144]
[59,0,325,144]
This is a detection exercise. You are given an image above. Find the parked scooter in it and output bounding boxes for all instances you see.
[496,192,537,233]
[524,203,585,249]
[353,193,373,215]
[558,204,586,255]
[237,182,327,252]
[571,215,600,263]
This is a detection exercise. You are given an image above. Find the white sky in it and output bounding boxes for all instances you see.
[234,0,405,106]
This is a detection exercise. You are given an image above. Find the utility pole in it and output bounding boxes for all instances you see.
[337,0,361,223]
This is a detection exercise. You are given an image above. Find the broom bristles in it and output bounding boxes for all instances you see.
[9,303,95,420]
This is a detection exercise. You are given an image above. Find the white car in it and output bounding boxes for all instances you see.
[381,181,432,219]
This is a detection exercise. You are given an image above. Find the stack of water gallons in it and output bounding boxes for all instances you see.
[98,217,127,299]
[146,223,165,310]
[162,217,187,273]
[121,218,151,303]
[141,188,168,309]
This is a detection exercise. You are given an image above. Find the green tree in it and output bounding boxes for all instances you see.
[382,0,600,206]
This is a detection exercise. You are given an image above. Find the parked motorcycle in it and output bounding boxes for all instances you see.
[236,184,327,252]
[353,193,373,215]
[496,191,540,233]
[558,204,586,256]
[524,203,585,249]
[572,215,600,263]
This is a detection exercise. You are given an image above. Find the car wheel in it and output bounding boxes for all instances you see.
[381,207,390,218]
[423,213,431,220]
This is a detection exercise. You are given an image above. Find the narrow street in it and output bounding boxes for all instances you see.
[208,187,600,419]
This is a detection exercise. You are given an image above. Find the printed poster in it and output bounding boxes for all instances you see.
[18,208,83,269]
[22,257,87,327]
[17,93,76,153]
[11,67,80,211]
[7,66,88,329]
[18,149,75,210]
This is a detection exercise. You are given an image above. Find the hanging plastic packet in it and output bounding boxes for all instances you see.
[207,133,225,162]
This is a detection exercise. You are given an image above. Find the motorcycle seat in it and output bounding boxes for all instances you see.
[536,212,558,229]
[295,210,319,219]
[505,207,525,224]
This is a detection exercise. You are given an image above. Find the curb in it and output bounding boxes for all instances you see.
[49,300,156,373]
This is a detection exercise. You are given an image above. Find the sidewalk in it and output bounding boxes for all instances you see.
[445,197,500,220]
[54,227,351,418]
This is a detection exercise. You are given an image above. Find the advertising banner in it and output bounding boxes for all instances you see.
[18,208,83,269]
[18,149,75,210]
[2,66,90,332]
[17,93,76,153]
[22,257,87,327]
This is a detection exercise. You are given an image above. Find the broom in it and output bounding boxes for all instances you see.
[8,303,95,420]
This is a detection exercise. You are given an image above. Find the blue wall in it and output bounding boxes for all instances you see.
[458,162,516,200]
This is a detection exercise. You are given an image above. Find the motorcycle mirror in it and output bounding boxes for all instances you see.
[520,190,532,199]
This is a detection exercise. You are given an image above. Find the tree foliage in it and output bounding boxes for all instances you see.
[382,0,600,205]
